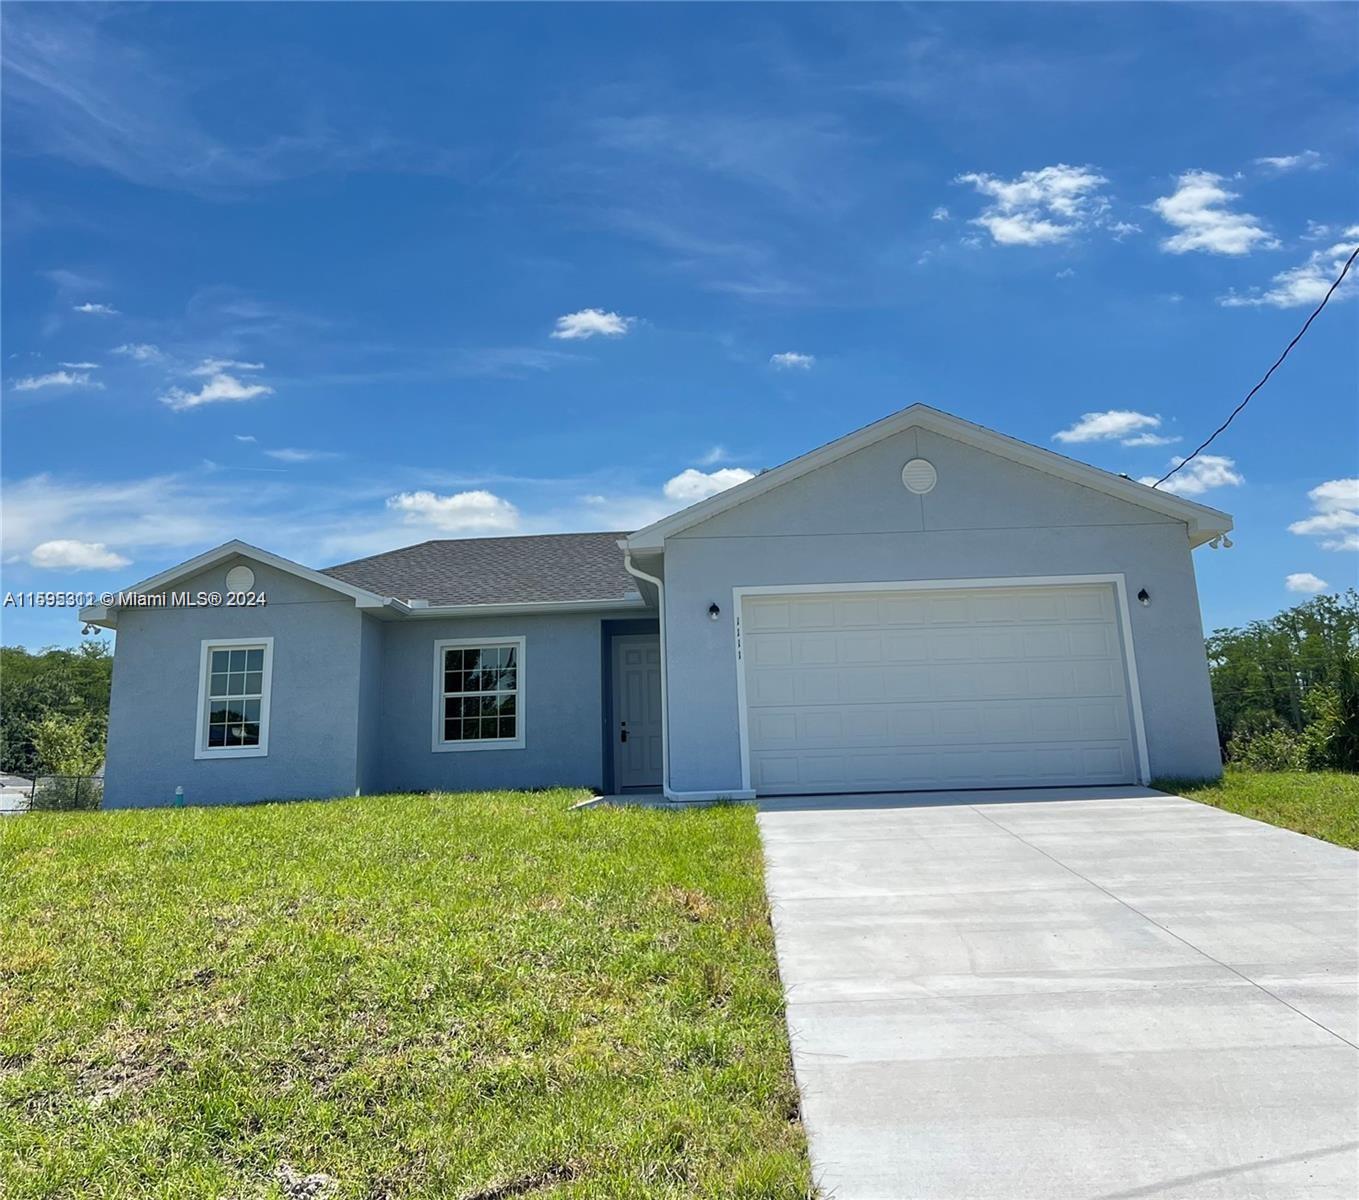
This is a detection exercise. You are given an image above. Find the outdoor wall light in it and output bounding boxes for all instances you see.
[708,602,721,620]
[1137,588,1151,606]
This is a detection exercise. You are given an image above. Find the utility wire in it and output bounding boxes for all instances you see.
[1155,243,1359,489]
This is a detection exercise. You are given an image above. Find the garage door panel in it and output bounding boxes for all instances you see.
[742,585,1137,794]
[746,633,793,667]
[750,742,1135,791]
[791,599,836,628]
[750,697,1129,752]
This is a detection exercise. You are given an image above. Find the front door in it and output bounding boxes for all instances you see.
[612,634,663,791]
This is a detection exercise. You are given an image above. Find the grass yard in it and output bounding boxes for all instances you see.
[0,791,812,1199]
[1156,768,1359,849]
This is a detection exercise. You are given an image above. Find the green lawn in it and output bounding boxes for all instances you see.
[0,792,812,1199]
[1156,768,1359,849]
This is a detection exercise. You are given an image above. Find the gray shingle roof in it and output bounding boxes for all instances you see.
[322,532,639,606]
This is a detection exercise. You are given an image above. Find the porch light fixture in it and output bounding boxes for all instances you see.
[1137,588,1150,606]
[708,602,721,620]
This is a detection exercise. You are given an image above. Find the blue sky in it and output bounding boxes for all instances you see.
[2,2,1356,649]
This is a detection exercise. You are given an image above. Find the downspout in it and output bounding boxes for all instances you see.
[621,547,670,796]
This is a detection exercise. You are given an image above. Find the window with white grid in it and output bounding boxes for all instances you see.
[433,638,524,751]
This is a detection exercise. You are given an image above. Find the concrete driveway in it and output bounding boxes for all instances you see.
[757,786,1358,1199]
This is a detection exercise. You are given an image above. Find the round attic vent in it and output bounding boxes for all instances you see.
[901,458,937,494]
[225,565,256,592]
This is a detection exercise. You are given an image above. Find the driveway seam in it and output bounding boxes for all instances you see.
[967,803,1359,1051]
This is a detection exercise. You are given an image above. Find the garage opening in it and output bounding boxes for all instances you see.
[738,582,1140,796]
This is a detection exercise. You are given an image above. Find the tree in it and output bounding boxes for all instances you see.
[0,641,113,776]
[1207,590,1359,771]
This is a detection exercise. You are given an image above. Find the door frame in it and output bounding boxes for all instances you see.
[731,574,1150,794]
[599,618,661,794]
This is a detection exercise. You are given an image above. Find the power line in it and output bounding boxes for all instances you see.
[1155,243,1359,489]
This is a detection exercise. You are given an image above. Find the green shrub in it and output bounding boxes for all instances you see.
[1301,684,1359,772]
[1228,725,1307,772]
[30,711,102,777]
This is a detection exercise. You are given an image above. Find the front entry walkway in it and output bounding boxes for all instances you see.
[757,786,1359,1199]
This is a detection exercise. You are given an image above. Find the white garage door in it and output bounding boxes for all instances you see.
[740,584,1138,795]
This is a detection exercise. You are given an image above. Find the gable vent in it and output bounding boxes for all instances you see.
[901,458,937,494]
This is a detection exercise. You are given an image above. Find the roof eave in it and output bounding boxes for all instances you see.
[379,595,648,620]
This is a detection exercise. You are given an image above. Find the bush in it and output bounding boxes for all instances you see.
[30,712,102,777]
[1301,684,1359,772]
[1228,725,1307,772]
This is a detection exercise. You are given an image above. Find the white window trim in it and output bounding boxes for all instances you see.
[195,636,274,760]
[432,636,526,753]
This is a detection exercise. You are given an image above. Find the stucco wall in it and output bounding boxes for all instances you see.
[663,426,1222,792]
[376,611,606,793]
[355,615,385,795]
[103,558,365,807]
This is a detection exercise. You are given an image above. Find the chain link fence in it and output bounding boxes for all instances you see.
[27,775,104,812]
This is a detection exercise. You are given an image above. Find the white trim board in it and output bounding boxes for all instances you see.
[731,574,1152,793]
[626,404,1232,551]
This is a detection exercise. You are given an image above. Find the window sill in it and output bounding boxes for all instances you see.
[432,738,526,754]
[195,746,269,761]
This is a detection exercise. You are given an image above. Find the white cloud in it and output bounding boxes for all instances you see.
[662,467,756,503]
[1219,226,1359,309]
[161,363,273,411]
[1055,268,1076,279]
[770,351,815,370]
[1139,454,1244,497]
[189,357,264,376]
[1255,151,1323,173]
[549,309,633,340]
[386,489,521,534]
[1285,572,1328,595]
[112,342,162,361]
[29,539,130,570]
[264,448,338,463]
[931,206,950,221]
[1053,410,1164,445]
[699,445,731,465]
[1121,432,1181,448]
[1289,478,1359,551]
[58,361,99,369]
[956,164,1110,246]
[11,369,104,392]
[234,434,256,443]
[72,301,118,315]
[1151,171,1277,256]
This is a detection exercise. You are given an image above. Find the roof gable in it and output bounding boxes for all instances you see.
[78,541,390,629]
[110,541,387,606]
[625,404,1233,550]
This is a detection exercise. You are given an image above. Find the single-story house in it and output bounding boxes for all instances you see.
[84,404,1231,807]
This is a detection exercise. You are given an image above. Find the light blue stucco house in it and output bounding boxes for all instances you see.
[84,405,1233,807]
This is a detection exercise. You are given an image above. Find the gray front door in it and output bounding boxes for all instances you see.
[612,634,663,791]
